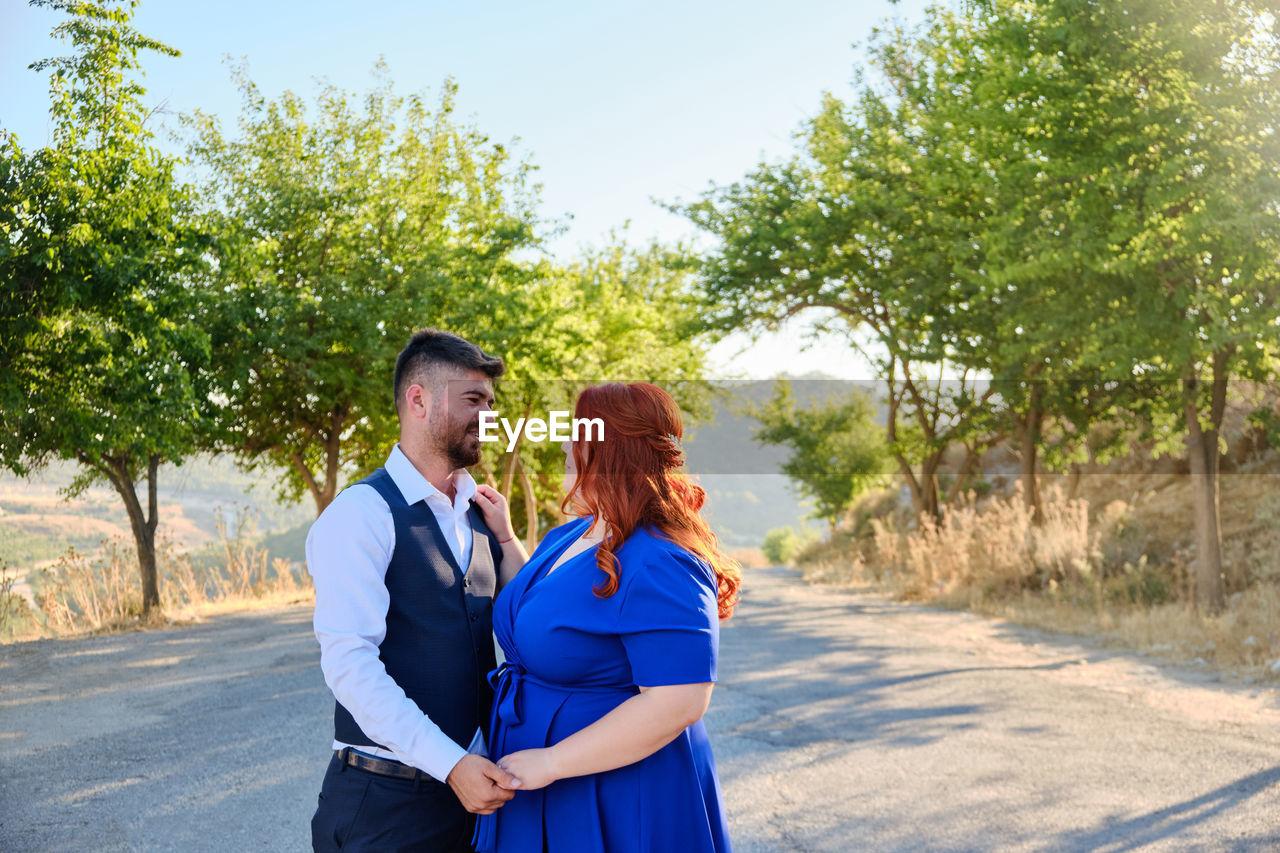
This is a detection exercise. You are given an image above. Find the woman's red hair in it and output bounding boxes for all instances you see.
[560,382,741,620]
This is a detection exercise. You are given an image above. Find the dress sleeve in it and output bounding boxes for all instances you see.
[615,544,719,687]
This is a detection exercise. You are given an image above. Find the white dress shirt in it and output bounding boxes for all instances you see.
[306,444,487,783]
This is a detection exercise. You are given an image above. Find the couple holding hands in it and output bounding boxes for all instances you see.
[306,329,740,852]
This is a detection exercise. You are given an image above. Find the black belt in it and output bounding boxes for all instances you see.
[335,747,436,784]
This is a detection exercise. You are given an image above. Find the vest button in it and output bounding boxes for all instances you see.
[470,613,478,622]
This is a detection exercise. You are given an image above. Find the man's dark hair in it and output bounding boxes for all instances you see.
[393,329,504,412]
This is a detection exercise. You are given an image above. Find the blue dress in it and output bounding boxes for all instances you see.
[473,516,732,853]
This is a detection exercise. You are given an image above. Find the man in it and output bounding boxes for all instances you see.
[307,329,521,852]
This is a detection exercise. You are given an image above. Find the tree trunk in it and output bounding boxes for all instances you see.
[103,454,161,614]
[947,446,981,503]
[501,404,533,497]
[319,452,339,513]
[885,408,943,522]
[893,451,925,517]
[919,456,942,522]
[1184,350,1231,614]
[292,452,327,516]
[895,368,945,524]
[297,409,346,516]
[1018,389,1045,527]
[1019,417,1043,527]
[518,459,539,551]
[885,376,919,515]
[1067,461,1083,502]
[1186,412,1225,613]
[319,409,344,513]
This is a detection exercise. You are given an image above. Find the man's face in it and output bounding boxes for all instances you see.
[429,370,495,469]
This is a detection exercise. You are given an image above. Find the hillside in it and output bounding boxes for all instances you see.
[0,456,316,577]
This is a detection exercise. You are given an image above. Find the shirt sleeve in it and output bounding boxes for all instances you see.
[306,485,468,783]
[615,543,719,687]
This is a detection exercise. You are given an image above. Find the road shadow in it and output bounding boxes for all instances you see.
[1041,765,1280,852]
[808,567,1270,697]
[0,607,331,852]
[714,568,1079,753]
[777,564,1279,702]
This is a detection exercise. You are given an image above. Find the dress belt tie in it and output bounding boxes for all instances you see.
[489,660,528,729]
[473,661,637,853]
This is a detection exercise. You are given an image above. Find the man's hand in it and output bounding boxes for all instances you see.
[445,754,522,814]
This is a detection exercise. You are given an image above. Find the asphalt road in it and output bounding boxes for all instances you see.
[2,567,1279,852]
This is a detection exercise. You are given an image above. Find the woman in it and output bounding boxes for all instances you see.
[469,382,741,853]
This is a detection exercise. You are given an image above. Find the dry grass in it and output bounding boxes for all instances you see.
[0,564,33,639]
[797,468,1280,681]
[728,546,769,570]
[948,583,1280,681]
[7,508,312,641]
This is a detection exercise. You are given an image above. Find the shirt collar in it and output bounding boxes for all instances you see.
[385,444,477,511]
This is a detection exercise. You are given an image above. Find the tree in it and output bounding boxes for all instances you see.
[0,0,214,614]
[761,526,819,566]
[477,235,718,546]
[688,0,1280,614]
[873,7,1148,526]
[685,8,1149,530]
[753,382,889,530]
[960,0,1280,612]
[189,63,549,514]
[680,34,1009,525]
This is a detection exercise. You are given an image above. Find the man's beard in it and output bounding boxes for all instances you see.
[441,420,482,469]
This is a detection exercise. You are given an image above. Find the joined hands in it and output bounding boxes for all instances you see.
[495,748,558,791]
[446,754,522,814]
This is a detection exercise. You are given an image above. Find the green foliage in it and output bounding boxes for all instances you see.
[678,21,1010,520]
[478,234,718,539]
[188,62,551,511]
[0,0,216,611]
[953,0,1280,610]
[189,64,718,524]
[761,525,819,566]
[753,383,889,526]
[954,0,1280,407]
[1248,404,1280,450]
[1,0,213,475]
[686,0,1280,609]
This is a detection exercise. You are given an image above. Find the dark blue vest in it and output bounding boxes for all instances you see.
[333,467,509,752]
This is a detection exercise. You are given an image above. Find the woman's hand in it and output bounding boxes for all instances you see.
[503,684,712,785]
[476,483,530,580]
[473,484,515,543]
[495,748,559,791]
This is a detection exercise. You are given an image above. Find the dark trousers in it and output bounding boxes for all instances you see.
[311,753,475,852]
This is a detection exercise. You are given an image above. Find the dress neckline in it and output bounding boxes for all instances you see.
[528,516,598,590]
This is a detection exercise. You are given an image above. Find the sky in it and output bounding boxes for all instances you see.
[0,0,935,379]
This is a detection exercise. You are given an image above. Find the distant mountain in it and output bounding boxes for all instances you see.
[683,374,889,477]
[680,373,884,546]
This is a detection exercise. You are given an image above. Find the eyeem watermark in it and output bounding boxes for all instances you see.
[479,411,604,452]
